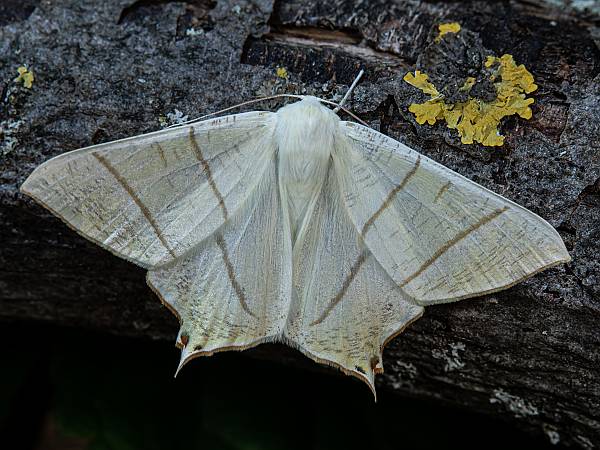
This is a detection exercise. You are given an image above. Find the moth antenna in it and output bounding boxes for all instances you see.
[166,77,369,128]
[334,69,364,112]
[166,94,303,128]
[318,98,369,127]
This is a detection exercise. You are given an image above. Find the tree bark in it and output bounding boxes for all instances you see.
[1,0,599,447]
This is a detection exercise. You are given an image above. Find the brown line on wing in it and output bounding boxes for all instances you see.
[399,206,509,288]
[434,181,452,203]
[92,152,176,258]
[215,233,256,318]
[153,142,168,167]
[361,156,421,236]
[310,250,368,326]
[189,127,229,221]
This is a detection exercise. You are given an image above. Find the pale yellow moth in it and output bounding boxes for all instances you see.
[21,75,570,396]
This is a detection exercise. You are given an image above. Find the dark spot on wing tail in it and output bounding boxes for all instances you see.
[180,333,189,347]
[370,356,382,373]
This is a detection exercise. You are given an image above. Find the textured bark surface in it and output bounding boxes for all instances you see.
[0,0,599,447]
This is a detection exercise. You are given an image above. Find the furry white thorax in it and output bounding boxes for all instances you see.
[276,96,340,243]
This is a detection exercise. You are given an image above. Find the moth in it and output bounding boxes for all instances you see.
[21,85,570,395]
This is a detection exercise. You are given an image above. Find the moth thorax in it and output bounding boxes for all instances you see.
[276,97,340,240]
[276,97,338,184]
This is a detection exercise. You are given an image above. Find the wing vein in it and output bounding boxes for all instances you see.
[92,152,176,258]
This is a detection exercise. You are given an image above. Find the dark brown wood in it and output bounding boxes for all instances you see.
[1,0,598,447]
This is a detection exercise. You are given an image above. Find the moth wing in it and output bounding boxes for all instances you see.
[147,151,292,363]
[336,122,571,305]
[284,166,424,394]
[21,111,275,268]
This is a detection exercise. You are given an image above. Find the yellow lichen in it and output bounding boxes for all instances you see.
[276,66,288,79]
[408,101,444,125]
[403,71,439,96]
[403,54,538,146]
[495,54,537,94]
[460,77,476,92]
[14,66,34,89]
[436,22,461,42]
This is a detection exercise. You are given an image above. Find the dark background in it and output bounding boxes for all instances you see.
[1,322,560,450]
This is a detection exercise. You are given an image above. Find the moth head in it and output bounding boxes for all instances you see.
[275,96,341,151]
[277,95,340,121]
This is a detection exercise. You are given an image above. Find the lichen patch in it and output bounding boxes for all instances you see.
[490,388,539,418]
[404,23,538,146]
[14,66,34,89]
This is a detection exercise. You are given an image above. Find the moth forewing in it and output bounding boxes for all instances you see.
[20,111,276,269]
[336,121,571,305]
